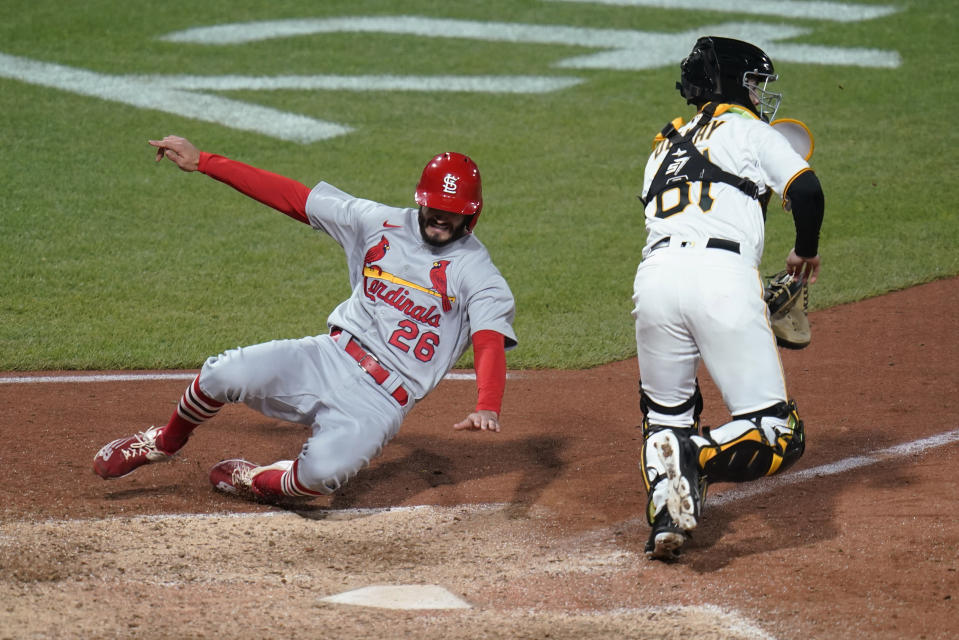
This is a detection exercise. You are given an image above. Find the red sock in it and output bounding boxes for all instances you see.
[251,469,286,497]
[252,460,326,498]
[156,376,224,454]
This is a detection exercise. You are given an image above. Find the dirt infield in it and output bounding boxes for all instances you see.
[2,277,957,640]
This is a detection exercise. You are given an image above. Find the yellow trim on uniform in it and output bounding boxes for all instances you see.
[363,266,456,304]
[782,167,814,209]
[651,116,687,148]
[652,103,759,148]
[705,103,759,119]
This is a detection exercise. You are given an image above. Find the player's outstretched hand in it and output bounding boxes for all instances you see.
[453,410,500,433]
[148,135,200,172]
[785,248,821,284]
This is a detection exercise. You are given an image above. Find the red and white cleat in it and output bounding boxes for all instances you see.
[209,459,296,499]
[93,426,171,479]
[209,459,260,497]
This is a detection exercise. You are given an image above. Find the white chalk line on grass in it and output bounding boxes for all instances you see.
[0,371,485,383]
[0,372,199,383]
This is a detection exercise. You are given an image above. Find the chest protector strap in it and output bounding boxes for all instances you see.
[642,103,760,207]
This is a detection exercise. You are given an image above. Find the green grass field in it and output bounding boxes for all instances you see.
[1,0,956,370]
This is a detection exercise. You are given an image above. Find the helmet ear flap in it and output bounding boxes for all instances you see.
[677,37,720,105]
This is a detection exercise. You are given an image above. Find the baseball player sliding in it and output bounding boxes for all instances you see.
[93,136,517,501]
[633,37,825,560]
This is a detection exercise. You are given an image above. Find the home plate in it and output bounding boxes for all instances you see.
[320,584,471,610]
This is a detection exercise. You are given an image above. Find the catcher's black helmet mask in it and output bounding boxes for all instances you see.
[677,36,782,121]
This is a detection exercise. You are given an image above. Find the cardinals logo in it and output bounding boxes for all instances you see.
[364,236,390,266]
[442,174,459,194]
[430,260,452,312]
[361,259,455,325]
[363,236,390,273]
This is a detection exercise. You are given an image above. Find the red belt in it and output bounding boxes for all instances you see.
[331,330,409,406]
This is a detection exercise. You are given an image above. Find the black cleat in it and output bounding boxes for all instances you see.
[645,509,686,561]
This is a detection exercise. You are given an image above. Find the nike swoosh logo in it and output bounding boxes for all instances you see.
[382,221,402,228]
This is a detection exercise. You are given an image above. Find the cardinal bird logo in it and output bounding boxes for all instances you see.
[364,236,390,265]
[430,260,452,312]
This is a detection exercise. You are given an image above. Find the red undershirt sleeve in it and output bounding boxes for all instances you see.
[472,329,507,414]
[198,151,311,224]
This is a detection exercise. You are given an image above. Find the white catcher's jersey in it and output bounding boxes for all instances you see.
[305,182,517,401]
[640,105,810,268]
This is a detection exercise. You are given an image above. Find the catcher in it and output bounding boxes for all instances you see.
[630,36,825,560]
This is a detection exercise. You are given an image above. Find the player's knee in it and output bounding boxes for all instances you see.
[198,349,262,404]
[297,440,381,495]
[639,381,703,436]
[293,457,354,494]
[197,355,238,403]
[200,343,297,404]
[697,400,805,483]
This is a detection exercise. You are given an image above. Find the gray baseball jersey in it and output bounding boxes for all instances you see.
[307,181,517,401]
[195,177,517,494]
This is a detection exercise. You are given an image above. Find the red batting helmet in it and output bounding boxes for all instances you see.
[414,152,483,230]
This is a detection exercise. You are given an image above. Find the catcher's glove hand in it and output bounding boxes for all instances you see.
[764,270,810,349]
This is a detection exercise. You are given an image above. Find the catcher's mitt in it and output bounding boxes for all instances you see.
[763,270,810,349]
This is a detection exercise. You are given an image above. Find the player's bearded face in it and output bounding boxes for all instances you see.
[418,207,470,246]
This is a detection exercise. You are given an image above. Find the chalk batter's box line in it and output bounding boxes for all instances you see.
[0,371,520,384]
